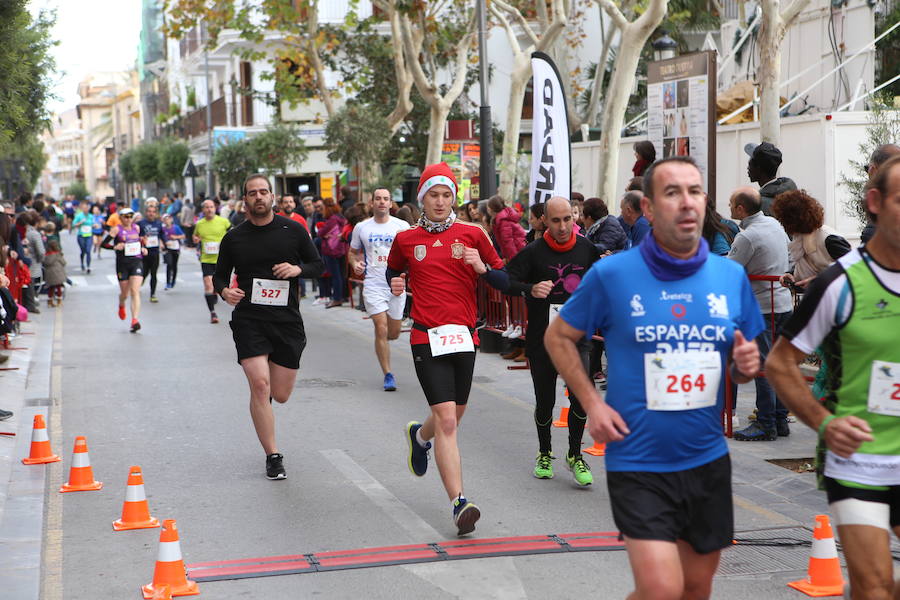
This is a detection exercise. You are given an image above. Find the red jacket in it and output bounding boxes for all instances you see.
[492,206,526,260]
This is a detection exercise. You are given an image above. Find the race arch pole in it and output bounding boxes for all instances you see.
[477,0,496,200]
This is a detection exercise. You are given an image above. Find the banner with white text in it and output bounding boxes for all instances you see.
[529,52,570,206]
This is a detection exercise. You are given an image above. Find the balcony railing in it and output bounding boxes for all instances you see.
[184,97,227,138]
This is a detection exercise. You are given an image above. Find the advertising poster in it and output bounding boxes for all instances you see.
[647,51,717,200]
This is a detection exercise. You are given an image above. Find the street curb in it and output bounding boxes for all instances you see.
[0,313,55,600]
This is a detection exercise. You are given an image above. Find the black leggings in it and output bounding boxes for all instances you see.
[411,344,476,406]
[142,252,160,295]
[164,251,179,287]
[529,341,591,456]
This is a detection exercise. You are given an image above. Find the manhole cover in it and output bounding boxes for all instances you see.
[296,378,356,388]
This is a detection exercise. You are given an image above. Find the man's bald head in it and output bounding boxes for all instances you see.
[545,196,571,217]
[543,196,574,243]
[729,186,761,219]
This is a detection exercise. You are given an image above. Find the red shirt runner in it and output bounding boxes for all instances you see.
[277,211,308,230]
[388,221,503,345]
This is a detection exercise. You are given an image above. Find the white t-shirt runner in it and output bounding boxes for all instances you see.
[350,216,410,290]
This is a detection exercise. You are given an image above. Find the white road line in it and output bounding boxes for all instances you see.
[320,449,528,599]
[106,274,119,286]
[69,276,87,287]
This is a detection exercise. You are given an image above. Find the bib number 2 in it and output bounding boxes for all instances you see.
[868,360,900,417]
[428,324,475,357]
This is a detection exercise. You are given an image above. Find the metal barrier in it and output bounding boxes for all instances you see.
[723,274,813,437]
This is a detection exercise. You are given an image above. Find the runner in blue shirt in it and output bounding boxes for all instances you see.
[138,199,164,303]
[546,156,764,600]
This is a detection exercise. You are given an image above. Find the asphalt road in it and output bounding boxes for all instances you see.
[44,232,843,599]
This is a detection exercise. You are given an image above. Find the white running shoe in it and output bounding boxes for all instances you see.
[510,325,523,339]
[501,324,515,338]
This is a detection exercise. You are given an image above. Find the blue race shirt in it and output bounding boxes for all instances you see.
[559,248,764,472]
[139,219,164,254]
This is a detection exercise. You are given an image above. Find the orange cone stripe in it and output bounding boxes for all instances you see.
[71,450,91,468]
[125,484,147,502]
[157,541,184,562]
[809,538,838,559]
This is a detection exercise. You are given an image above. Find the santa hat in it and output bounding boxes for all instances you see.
[417,162,458,203]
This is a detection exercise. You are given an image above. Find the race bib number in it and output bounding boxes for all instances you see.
[124,242,141,257]
[145,235,159,248]
[80,224,92,235]
[165,240,180,250]
[867,360,900,417]
[251,278,289,306]
[644,351,721,411]
[372,244,390,265]
[548,303,563,324]
[428,324,475,357]
[203,241,220,255]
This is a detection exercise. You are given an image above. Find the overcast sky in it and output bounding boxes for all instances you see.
[30,0,143,114]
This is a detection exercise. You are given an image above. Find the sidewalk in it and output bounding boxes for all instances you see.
[0,309,56,599]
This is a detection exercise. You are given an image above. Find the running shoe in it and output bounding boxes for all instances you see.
[118,305,126,320]
[733,422,776,441]
[266,453,287,480]
[452,496,480,536]
[86,268,91,274]
[405,421,431,477]
[509,325,523,339]
[566,453,593,486]
[130,319,141,333]
[0,408,13,421]
[149,296,158,303]
[210,312,219,324]
[501,324,515,338]
[534,452,554,479]
[384,372,397,392]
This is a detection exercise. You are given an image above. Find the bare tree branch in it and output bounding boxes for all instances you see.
[493,0,541,49]
[781,0,811,28]
[595,0,629,30]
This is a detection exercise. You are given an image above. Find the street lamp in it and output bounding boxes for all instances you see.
[652,31,678,62]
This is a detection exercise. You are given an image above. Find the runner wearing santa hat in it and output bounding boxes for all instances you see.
[387,162,507,536]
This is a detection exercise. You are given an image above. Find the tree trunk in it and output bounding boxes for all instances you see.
[498,60,530,200]
[426,102,450,165]
[595,0,668,203]
[757,0,813,145]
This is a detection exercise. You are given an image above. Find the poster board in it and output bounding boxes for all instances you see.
[441,142,481,204]
[647,51,717,201]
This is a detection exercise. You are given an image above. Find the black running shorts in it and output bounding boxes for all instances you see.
[201,263,217,277]
[824,477,900,528]
[116,257,143,281]
[411,344,476,406]
[230,316,307,369]
[607,453,733,554]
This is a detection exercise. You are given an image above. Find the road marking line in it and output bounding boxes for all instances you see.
[320,449,528,599]
[733,493,794,526]
[42,310,64,600]
[106,274,119,286]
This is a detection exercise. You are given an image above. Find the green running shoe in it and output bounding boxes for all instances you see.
[533,452,554,479]
[566,452,593,486]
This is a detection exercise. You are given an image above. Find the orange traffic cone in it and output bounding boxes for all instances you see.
[583,441,606,456]
[142,519,199,599]
[148,585,172,600]
[22,414,61,465]
[787,514,845,597]
[113,466,160,531]
[553,406,570,428]
[60,436,102,492]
